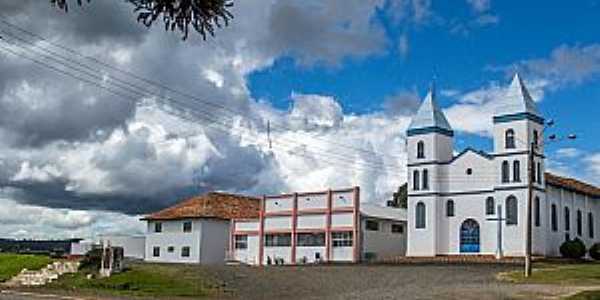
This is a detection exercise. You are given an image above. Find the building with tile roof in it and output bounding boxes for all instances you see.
[406,74,600,258]
[142,192,260,264]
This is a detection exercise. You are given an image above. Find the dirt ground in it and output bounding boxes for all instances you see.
[202,263,581,300]
[1,263,586,300]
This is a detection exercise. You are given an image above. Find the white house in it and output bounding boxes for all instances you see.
[229,187,407,265]
[141,192,260,264]
[98,235,146,260]
[406,74,600,257]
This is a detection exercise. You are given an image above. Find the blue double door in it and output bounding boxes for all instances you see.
[460,219,480,253]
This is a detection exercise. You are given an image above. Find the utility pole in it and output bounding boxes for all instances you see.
[525,141,534,277]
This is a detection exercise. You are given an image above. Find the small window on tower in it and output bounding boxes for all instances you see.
[505,129,516,149]
[417,141,425,159]
[466,168,473,175]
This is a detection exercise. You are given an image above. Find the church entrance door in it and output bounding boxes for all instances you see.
[460,219,480,253]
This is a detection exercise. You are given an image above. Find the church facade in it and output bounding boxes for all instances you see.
[406,74,600,257]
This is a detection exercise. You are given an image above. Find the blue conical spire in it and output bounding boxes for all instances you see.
[495,73,540,117]
[407,85,453,137]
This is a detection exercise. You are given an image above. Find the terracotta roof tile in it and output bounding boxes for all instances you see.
[142,192,260,221]
[545,172,600,198]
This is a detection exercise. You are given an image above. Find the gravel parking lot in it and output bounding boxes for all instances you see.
[203,263,575,300]
[2,264,581,300]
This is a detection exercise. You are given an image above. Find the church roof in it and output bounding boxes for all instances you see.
[407,87,453,136]
[545,173,600,199]
[495,73,540,117]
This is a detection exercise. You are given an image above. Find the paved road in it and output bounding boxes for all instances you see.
[0,290,84,300]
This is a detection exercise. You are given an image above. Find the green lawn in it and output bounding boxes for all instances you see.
[0,253,53,282]
[501,261,600,286]
[48,262,226,299]
[567,290,600,300]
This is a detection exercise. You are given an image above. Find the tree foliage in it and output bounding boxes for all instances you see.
[560,238,587,259]
[391,183,408,209]
[589,243,600,260]
[50,0,234,40]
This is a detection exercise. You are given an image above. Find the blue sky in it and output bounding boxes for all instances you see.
[248,0,600,159]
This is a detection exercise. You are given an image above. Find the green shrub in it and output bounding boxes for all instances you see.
[589,243,600,260]
[560,238,587,259]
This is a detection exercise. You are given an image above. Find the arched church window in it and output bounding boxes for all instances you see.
[506,196,518,225]
[533,130,539,148]
[534,197,540,227]
[513,160,521,182]
[486,197,495,215]
[589,213,594,239]
[446,200,455,217]
[577,210,582,236]
[505,129,516,149]
[551,204,558,231]
[564,207,570,231]
[537,162,542,184]
[532,161,536,183]
[413,170,420,191]
[422,169,429,190]
[417,141,425,159]
[416,202,426,229]
[501,161,510,183]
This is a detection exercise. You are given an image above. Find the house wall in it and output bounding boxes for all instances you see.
[145,219,230,264]
[361,218,406,259]
[199,219,230,264]
[99,235,145,259]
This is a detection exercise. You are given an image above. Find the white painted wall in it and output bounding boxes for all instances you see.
[297,215,326,229]
[145,219,230,264]
[233,235,259,265]
[361,218,406,259]
[331,213,353,227]
[264,216,292,230]
[99,235,145,259]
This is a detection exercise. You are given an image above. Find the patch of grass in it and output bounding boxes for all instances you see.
[0,253,53,282]
[501,261,600,286]
[49,262,225,298]
[566,290,600,300]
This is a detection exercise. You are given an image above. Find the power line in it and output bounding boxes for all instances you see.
[0,41,404,174]
[0,25,406,172]
[0,17,408,161]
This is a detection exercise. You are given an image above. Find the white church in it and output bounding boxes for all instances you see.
[406,74,600,257]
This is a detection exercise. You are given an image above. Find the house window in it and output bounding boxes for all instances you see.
[486,197,495,215]
[513,160,521,182]
[167,246,175,253]
[501,161,510,183]
[264,233,291,247]
[551,204,558,231]
[446,200,455,217]
[416,202,426,229]
[297,233,325,247]
[422,169,429,190]
[577,210,583,236]
[505,129,516,149]
[366,220,379,231]
[234,235,248,249]
[413,170,420,191]
[391,224,404,234]
[537,162,542,184]
[565,207,570,231]
[417,141,425,159]
[183,221,192,233]
[154,222,162,233]
[331,232,353,247]
[534,197,540,227]
[506,196,518,225]
[589,213,594,239]
[152,246,160,257]
[181,246,190,257]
